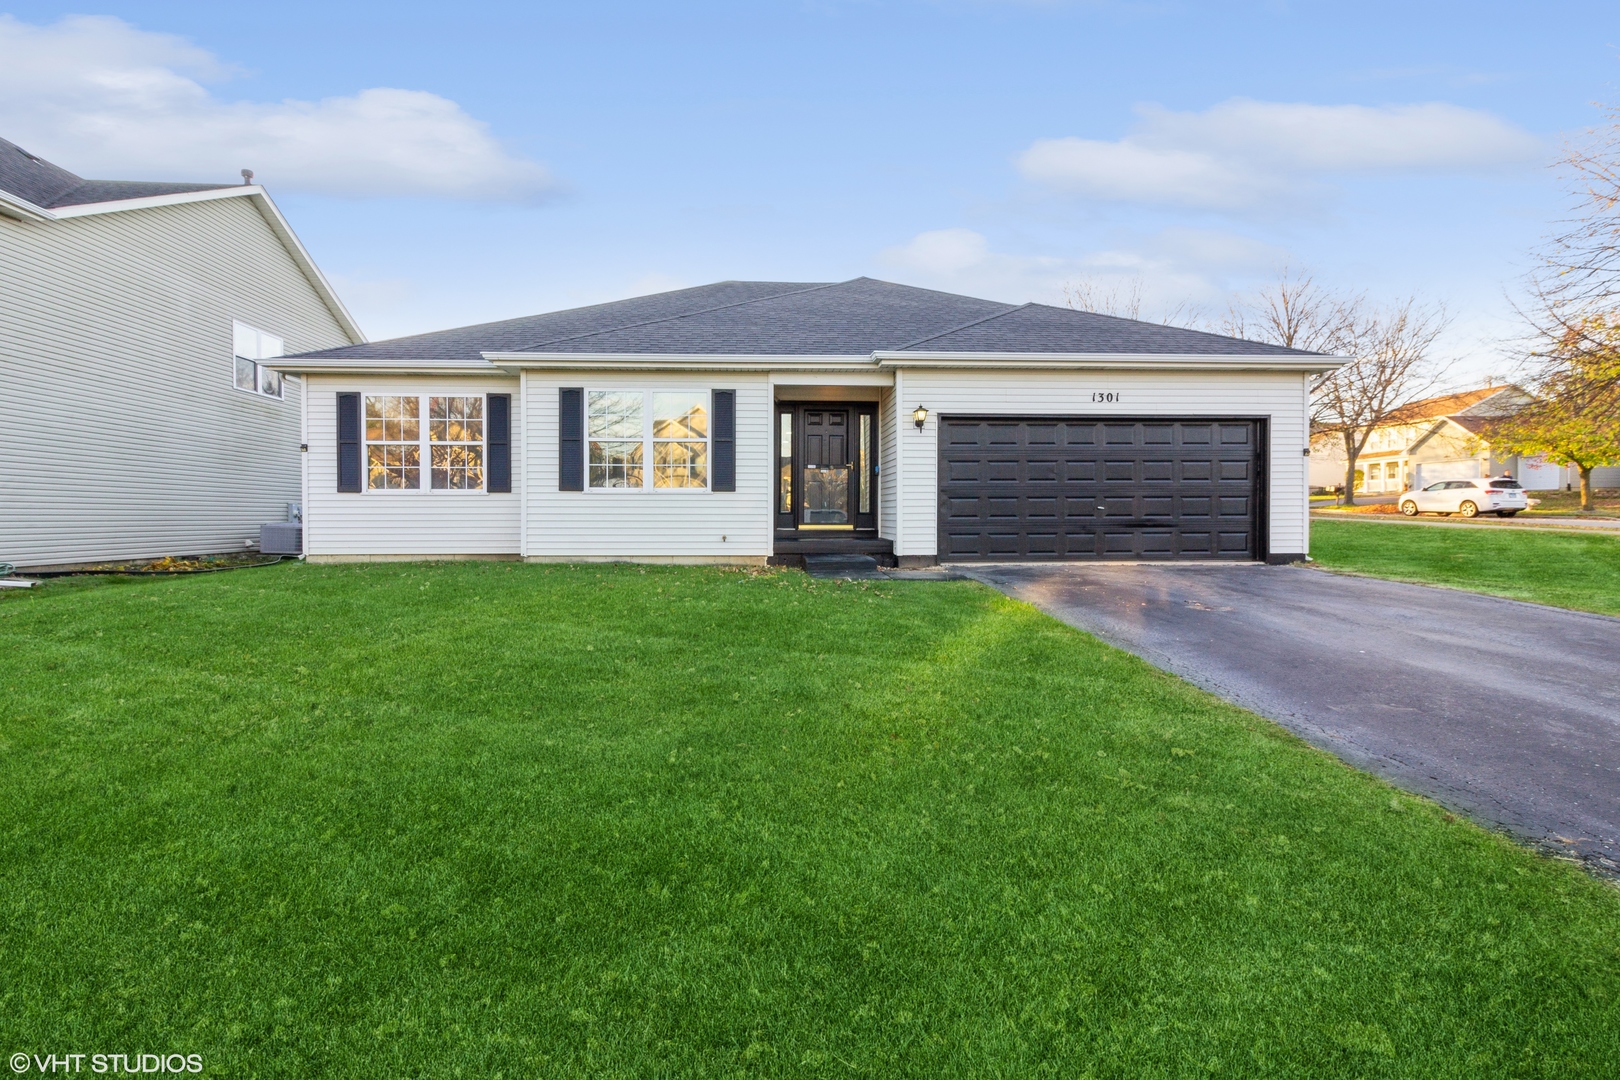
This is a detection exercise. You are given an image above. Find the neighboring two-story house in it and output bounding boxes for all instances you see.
[1308,385,1614,495]
[0,137,363,568]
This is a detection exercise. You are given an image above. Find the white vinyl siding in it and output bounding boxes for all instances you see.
[304,376,520,557]
[0,196,354,567]
[879,383,899,542]
[892,367,1311,558]
[525,371,771,559]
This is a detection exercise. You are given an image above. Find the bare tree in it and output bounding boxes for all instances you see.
[1218,267,1360,352]
[1062,276,1204,328]
[1063,278,1143,320]
[1312,299,1452,503]
[1534,105,1620,329]
[1507,100,1620,478]
[1227,270,1449,504]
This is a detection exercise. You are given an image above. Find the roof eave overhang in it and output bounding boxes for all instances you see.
[0,185,366,346]
[269,362,506,377]
[482,349,1347,373]
[277,349,1349,376]
[872,350,1348,372]
[0,189,53,221]
[480,352,878,373]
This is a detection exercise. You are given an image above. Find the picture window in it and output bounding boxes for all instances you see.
[364,394,485,492]
[588,391,709,490]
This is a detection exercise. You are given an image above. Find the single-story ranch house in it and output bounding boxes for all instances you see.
[273,278,1340,566]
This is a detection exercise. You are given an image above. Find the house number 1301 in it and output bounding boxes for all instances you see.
[1091,392,1120,403]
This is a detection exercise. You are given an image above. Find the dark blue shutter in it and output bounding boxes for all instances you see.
[487,394,511,493]
[559,388,584,491]
[712,389,735,492]
[337,392,362,493]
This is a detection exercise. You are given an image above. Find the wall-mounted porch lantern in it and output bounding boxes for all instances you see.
[913,405,929,430]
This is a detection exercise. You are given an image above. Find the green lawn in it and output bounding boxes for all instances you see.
[1310,518,1620,616]
[3,563,1618,1078]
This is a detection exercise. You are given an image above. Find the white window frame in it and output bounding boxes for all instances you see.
[361,392,490,496]
[232,321,287,401]
[585,389,712,494]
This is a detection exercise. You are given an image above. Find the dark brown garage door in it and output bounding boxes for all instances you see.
[939,417,1264,561]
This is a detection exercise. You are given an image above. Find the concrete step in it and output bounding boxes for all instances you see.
[802,553,884,579]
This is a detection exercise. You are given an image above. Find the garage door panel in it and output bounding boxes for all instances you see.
[1103,460,1136,481]
[1024,497,1059,520]
[1179,530,1213,552]
[939,417,1261,562]
[1063,426,1099,447]
[1142,459,1175,481]
[1062,459,1099,482]
[1180,459,1214,481]
[1142,496,1174,517]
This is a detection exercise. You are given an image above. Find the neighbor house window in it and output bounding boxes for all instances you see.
[364,394,485,492]
[588,391,709,490]
[233,321,285,399]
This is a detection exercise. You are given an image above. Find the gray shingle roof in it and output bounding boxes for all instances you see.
[0,136,232,210]
[294,278,1317,362]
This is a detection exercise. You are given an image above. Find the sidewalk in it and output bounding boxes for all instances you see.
[1311,509,1620,533]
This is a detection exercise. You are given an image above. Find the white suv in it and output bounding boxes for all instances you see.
[1400,477,1528,518]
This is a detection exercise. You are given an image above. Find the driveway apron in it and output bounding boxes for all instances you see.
[963,563,1620,874]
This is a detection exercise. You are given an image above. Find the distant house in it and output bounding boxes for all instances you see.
[0,137,363,568]
[1308,385,1615,495]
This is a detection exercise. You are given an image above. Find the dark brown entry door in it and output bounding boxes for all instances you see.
[776,405,878,533]
[801,409,852,527]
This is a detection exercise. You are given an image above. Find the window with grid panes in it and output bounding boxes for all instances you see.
[364,395,487,491]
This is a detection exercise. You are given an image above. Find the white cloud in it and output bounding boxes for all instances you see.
[876,226,1286,315]
[0,15,555,200]
[1019,98,1542,210]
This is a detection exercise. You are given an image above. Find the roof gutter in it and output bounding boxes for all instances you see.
[270,362,508,377]
[871,350,1349,372]
[480,352,877,373]
[485,350,1350,373]
[0,188,53,222]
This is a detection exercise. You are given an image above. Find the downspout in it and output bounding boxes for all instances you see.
[299,377,310,558]
[1301,372,1309,555]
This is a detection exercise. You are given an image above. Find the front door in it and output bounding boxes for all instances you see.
[802,408,853,527]
[776,404,879,533]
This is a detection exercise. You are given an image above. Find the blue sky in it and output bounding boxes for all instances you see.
[2,2,1614,382]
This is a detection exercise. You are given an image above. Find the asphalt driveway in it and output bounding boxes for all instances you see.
[962,562,1620,874]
